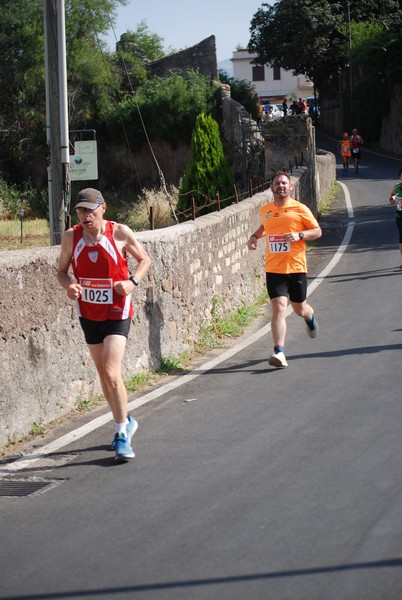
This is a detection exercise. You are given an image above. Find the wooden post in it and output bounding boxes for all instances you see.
[149,205,155,230]
[234,184,239,204]
[191,198,196,220]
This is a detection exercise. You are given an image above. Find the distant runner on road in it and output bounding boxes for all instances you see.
[247,172,322,368]
[350,128,364,173]
[389,167,402,269]
[338,132,352,176]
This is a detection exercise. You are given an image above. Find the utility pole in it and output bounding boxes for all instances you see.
[44,0,70,245]
[346,0,353,121]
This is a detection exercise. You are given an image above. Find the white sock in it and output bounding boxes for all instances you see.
[115,422,127,436]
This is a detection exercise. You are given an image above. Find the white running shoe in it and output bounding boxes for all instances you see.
[268,351,288,368]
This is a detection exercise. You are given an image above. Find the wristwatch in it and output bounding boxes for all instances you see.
[299,232,305,240]
[130,275,139,286]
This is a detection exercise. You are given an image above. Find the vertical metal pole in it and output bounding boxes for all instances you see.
[347,0,353,120]
[58,0,70,228]
[44,0,69,245]
[44,2,54,242]
[313,79,317,125]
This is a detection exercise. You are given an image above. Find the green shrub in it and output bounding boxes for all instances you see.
[219,71,261,121]
[0,178,47,218]
[102,69,217,150]
[177,113,234,217]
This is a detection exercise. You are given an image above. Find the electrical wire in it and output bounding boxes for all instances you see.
[84,1,178,222]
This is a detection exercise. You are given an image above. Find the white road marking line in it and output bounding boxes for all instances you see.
[0,185,355,476]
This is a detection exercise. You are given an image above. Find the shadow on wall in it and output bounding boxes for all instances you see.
[145,286,164,364]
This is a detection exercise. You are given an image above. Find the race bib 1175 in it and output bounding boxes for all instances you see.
[268,235,290,253]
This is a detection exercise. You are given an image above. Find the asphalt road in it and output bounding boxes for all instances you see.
[1,134,402,600]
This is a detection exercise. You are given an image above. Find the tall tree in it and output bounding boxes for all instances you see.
[0,0,46,181]
[248,0,402,85]
[0,0,128,184]
[114,21,165,92]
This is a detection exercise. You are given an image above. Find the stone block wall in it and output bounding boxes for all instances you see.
[263,115,337,215]
[264,115,312,176]
[147,35,218,81]
[378,83,402,158]
[0,153,335,450]
[0,192,266,449]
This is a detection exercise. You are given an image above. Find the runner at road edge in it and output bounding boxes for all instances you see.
[389,167,402,269]
[247,172,322,368]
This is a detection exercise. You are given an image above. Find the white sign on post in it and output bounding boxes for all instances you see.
[70,140,98,181]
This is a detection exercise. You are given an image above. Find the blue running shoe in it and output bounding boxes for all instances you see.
[114,432,135,462]
[111,415,138,451]
[305,314,319,338]
[126,415,138,441]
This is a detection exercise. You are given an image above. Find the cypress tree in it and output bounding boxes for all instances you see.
[177,113,234,217]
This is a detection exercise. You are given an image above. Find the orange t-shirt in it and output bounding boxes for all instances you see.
[260,198,319,273]
[340,139,351,157]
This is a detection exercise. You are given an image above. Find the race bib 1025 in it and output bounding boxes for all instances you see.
[79,277,113,304]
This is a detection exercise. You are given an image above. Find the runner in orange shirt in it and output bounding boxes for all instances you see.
[247,172,322,368]
[338,132,351,176]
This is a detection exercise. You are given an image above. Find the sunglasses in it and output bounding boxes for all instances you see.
[75,206,100,215]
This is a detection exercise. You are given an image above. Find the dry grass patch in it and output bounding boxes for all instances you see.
[122,185,179,231]
[0,219,50,250]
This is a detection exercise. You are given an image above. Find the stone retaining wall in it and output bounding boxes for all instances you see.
[147,35,218,81]
[0,153,335,450]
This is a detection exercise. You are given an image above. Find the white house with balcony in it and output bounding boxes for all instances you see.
[232,49,313,105]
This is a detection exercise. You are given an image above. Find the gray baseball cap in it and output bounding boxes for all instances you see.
[75,188,105,210]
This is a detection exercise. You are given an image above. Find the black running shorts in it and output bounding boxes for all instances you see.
[266,272,308,304]
[396,217,402,244]
[79,317,131,345]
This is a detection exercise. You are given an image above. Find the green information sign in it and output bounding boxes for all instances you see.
[70,140,98,181]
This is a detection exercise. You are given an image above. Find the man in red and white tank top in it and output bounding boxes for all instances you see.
[349,128,364,173]
[57,188,151,462]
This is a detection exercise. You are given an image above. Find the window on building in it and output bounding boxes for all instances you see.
[273,65,281,80]
[252,65,265,81]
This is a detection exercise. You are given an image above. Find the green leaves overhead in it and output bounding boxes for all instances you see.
[248,0,402,83]
[103,69,217,149]
[0,0,127,181]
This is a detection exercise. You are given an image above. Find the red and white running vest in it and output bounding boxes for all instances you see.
[72,221,134,321]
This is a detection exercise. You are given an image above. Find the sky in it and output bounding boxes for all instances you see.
[105,0,270,63]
